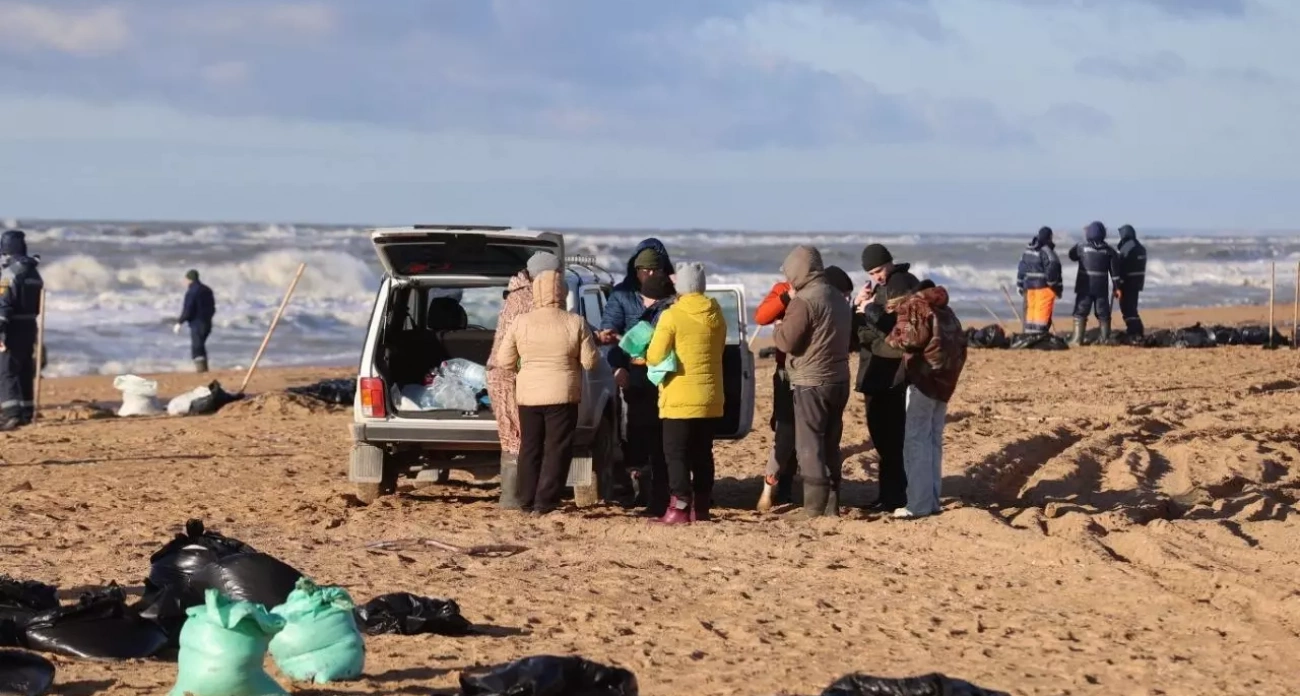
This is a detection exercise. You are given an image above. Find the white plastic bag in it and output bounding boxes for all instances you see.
[426,375,478,411]
[167,385,212,416]
[114,375,164,417]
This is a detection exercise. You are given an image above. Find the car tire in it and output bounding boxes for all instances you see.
[351,442,397,505]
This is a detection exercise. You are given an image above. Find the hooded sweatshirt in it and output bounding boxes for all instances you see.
[1116,225,1147,293]
[0,230,43,344]
[494,270,599,406]
[772,246,852,387]
[646,289,726,420]
[886,286,967,402]
[1016,229,1063,296]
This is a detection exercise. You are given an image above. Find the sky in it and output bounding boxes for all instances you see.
[0,0,1296,232]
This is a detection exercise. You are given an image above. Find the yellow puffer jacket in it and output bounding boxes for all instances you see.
[646,292,726,419]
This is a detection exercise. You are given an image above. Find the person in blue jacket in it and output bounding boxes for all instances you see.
[597,238,676,515]
[1067,221,1122,345]
[1115,224,1148,340]
[174,269,216,373]
[1015,227,1064,334]
[0,230,44,430]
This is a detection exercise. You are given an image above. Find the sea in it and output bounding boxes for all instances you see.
[8,219,1298,377]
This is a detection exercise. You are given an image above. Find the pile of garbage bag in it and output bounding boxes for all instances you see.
[1009,332,1069,351]
[353,593,473,636]
[965,325,1011,349]
[398,359,491,412]
[286,378,355,405]
[0,649,55,696]
[818,672,1009,696]
[966,322,1294,350]
[166,380,242,416]
[1,578,169,661]
[459,655,638,696]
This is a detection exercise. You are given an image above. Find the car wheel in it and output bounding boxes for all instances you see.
[350,442,397,505]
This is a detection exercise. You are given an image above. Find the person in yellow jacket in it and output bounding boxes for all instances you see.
[645,262,726,525]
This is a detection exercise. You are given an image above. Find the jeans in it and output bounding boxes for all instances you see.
[517,403,579,512]
[902,386,948,515]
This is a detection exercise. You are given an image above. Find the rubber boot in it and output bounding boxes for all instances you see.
[825,487,840,518]
[0,414,22,432]
[1099,318,1112,345]
[498,452,523,510]
[195,357,209,374]
[803,481,830,519]
[1070,317,1087,346]
[651,495,692,525]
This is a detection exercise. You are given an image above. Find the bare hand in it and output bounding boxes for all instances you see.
[614,368,629,389]
[597,330,619,345]
[855,285,874,308]
[0,341,6,353]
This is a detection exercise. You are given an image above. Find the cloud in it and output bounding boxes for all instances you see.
[1209,65,1287,88]
[1004,0,1248,19]
[1075,51,1188,83]
[0,0,1034,150]
[1034,103,1115,136]
[0,2,130,55]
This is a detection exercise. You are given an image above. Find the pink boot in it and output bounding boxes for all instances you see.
[650,496,692,525]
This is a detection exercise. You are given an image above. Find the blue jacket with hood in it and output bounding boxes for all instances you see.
[1017,227,1063,295]
[601,239,676,374]
[0,230,43,346]
[1116,225,1147,293]
[1067,222,1122,297]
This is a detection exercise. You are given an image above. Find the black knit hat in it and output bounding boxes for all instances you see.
[861,244,892,272]
[824,265,854,294]
[185,269,199,282]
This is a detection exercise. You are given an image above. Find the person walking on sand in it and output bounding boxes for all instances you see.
[487,251,562,509]
[853,243,919,511]
[1115,224,1147,342]
[755,265,854,512]
[598,238,676,514]
[646,262,726,525]
[1067,221,1122,346]
[0,230,44,431]
[886,279,967,519]
[174,269,216,373]
[773,246,853,518]
[1016,227,1063,334]
[494,269,599,515]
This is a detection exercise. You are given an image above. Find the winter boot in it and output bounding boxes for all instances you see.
[195,357,209,374]
[0,414,22,432]
[1099,318,1113,345]
[802,481,831,519]
[650,495,692,525]
[1070,317,1087,346]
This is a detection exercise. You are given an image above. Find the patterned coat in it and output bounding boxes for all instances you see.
[885,285,967,402]
[487,272,533,454]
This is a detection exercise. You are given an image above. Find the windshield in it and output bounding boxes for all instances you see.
[426,286,506,329]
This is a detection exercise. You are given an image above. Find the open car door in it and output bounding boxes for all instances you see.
[371,225,563,281]
[706,284,755,440]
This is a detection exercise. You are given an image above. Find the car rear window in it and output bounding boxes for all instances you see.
[379,235,560,277]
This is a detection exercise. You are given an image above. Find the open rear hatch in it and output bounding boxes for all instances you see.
[372,225,564,281]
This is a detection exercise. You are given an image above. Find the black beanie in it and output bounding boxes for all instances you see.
[861,244,892,272]
[824,265,854,294]
[1036,227,1053,245]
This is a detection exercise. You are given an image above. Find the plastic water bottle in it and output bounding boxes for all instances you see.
[425,375,479,412]
[440,358,487,392]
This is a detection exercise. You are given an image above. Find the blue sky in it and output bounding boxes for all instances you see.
[0,0,1295,232]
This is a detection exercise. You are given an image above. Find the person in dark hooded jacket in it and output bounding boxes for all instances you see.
[1115,224,1147,340]
[174,269,217,373]
[1016,227,1063,334]
[1067,221,1122,345]
[852,243,919,511]
[598,238,676,515]
[0,230,44,430]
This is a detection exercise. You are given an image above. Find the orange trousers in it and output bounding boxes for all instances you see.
[1023,288,1056,333]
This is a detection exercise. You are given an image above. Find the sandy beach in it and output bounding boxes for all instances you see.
[3,304,1300,695]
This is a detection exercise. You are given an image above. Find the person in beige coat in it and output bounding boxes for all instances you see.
[494,269,599,514]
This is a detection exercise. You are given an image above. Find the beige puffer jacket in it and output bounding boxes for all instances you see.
[494,270,599,406]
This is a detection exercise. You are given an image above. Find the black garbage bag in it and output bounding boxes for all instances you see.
[1171,323,1215,348]
[459,655,638,696]
[1139,329,1174,348]
[21,585,168,661]
[132,584,190,649]
[189,380,242,415]
[0,649,55,696]
[1010,333,1068,350]
[286,378,356,405]
[191,552,303,610]
[354,593,473,636]
[143,519,258,609]
[965,325,1010,349]
[820,672,1009,696]
[1238,325,1290,347]
[1208,325,1241,345]
[0,578,58,626]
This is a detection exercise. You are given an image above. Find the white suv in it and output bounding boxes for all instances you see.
[348,225,757,506]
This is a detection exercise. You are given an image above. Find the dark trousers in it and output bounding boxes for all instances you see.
[0,332,35,421]
[517,403,579,512]
[190,321,212,361]
[663,418,715,502]
[769,368,797,497]
[1072,294,1112,321]
[867,384,908,507]
[1119,290,1143,336]
[623,387,668,514]
[793,382,851,488]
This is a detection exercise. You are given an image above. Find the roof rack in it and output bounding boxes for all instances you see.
[565,255,615,286]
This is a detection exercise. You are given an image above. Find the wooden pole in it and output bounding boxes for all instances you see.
[32,287,45,422]
[999,283,1024,331]
[979,302,1004,330]
[1293,261,1298,350]
[1268,262,1276,349]
[238,263,306,394]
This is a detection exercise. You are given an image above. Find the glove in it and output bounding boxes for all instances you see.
[172,323,182,335]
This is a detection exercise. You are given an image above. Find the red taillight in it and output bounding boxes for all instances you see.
[360,378,387,418]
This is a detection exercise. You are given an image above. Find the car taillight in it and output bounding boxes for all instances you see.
[360,378,387,418]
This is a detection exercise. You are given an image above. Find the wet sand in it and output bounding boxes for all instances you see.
[3,305,1300,695]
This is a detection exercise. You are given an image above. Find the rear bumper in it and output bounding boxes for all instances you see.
[350,422,500,448]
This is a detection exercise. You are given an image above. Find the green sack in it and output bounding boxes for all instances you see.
[170,589,287,696]
[617,321,655,359]
[268,578,365,684]
[647,350,678,386]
